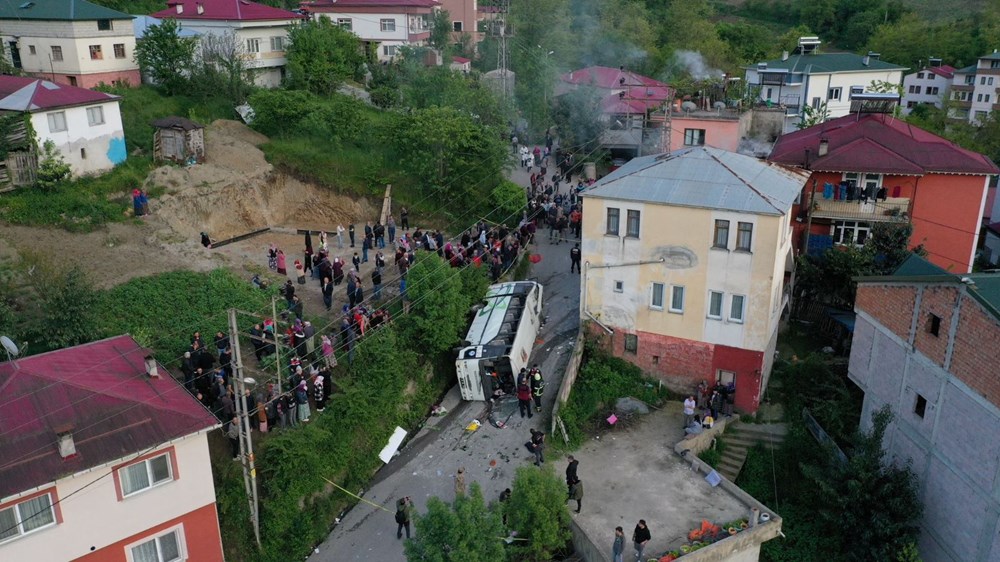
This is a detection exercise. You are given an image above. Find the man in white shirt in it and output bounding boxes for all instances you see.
[683,395,696,429]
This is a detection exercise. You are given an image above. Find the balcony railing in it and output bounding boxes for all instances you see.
[811,197,910,222]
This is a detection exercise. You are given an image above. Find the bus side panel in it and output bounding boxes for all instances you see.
[509,284,543,374]
[456,357,485,401]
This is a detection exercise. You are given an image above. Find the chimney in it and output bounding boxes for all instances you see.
[196,2,204,14]
[818,138,829,157]
[781,50,789,61]
[867,51,880,61]
[862,55,870,66]
[58,431,77,459]
[175,2,183,14]
[145,355,160,379]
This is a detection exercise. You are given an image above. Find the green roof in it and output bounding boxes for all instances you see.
[981,52,1000,61]
[0,0,132,21]
[752,53,905,74]
[955,64,978,74]
[893,254,948,277]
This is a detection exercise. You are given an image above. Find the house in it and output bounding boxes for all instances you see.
[949,51,1000,124]
[768,112,999,273]
[0,0,140,89]
[301,0,440,62]
[848,255,1000,562]
[152,116,205,164]
[744,37,906,132]
[437,0,480,49]
[0,335,223,561]
[900,60,954,115]
[449,56,471,73]
[0,75,126,177]
[558,66,673,160]
[151,0,302,88]
[666,105,750,153]
[579,146,809,412]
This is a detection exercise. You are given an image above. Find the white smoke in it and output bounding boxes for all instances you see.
[673,50,724,81]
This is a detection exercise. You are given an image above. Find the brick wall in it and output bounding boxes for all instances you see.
[950,295,1000,409]
[913,285,959,367]
[855,284,917,342]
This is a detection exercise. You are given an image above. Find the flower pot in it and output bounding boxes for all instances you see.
[760,513,771,523]
[728,527,738,535]
[740,522,749,530]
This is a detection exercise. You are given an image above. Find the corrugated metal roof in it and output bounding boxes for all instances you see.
[152,0,301,21]
[583,147,809,216]
[0,76,120,112]
[0,335,219,499]
[0,0,131,21]
[750,53,905,73]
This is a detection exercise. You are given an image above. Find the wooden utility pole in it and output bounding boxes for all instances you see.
[271,296,282,396]
[228,308,261,548]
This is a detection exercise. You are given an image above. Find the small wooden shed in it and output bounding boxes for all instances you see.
[152,116,205,164]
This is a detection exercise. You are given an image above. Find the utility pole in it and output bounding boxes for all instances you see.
[228,308,261,548]
[494,0,511,103]
[271,296,282,396]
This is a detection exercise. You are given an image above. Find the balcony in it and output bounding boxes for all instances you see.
[811,197,910,222]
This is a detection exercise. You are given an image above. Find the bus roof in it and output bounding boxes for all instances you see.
[463,281,538,348]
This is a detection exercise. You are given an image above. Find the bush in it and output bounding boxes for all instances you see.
[505,465,573,561]
[697,437,726,469]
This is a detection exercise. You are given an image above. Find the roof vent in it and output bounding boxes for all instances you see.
[176,3,183,14]
[57,431,77,459]
[19,2,34,9]
[818,138,829,157]
[862,55,870,66]
[797,36,821,55]
[196,2,204,14]
[757,62,767,71]
[781,50,789,61]
[928,57,942,67]
[144,355,160,379]
[867,51,880,61]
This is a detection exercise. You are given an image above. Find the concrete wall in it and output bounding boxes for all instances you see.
[31,99,126,176]
[668,117,741,153]
[851,282,1000,562]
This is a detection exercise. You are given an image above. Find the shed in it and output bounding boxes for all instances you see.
[152,116,205,164]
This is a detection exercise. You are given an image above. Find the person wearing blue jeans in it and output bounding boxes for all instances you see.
[612,527,625,562]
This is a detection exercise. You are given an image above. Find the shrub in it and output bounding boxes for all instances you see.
[35,140,71,191]
[505,465,572,561]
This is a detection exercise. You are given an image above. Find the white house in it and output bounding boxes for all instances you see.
[301,0,440,62]
[0,335,224,562]
[745,37,906,132]
[0,76,126,176]
[151,0,302,88]
[0,0,141,89]
[900,61,954,115]
[949,51,1000,125]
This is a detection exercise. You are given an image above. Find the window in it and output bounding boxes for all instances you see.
[993,60,1000,69]
[736,222,753,252]
[850,86,864,95]
[269,36,284,51]
[28,45,35,55]
[383,45,397,57]
[765,87,773,100]
[708,291,723,319]
[844,172,882,190]
[650,282,664,309]
[975,110,989,121]
[914,394,927,419]
[129,528,183,562]
[928,73,935,79]
[828,87,841,101]
[927,313,941,337]
[453,21,463,32]
[927,86,939,95]
[119,453,173,497]
[683,128,705,146]
[981,76,987,85]
[669,286,685,313]
[81,148,87,159]
[717,370,736,385]
[986,94,992,103]
[111,43,126,59]
[978,93,984,102]
[652,355,659,365]
[337,18,352,30]
[908,85,921,94]
[832,220,871,246]
[89,45,103,60]
[712,219,729,249]
[246,38,260,53]
[917,72,924,79]
[86,106,105,126]
[380,18,396,32]
[626,210,640,238]
[605,208,620,235]
[624,334,638,354]
[730,295,745,323]
[46,111,66,133]
[97,19,112,31]
[67,76,77,86]
[965,75,975,85]
[990,77,996,86]
[613,280,624,293]
[0,493,56,542]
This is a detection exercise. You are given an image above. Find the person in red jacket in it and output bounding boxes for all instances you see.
[517,380,533,419]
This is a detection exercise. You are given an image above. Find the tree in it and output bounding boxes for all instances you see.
[427,9,453,54]
[397,254,471,356]
[797,101,830,129]
[404,483,506,562]
[504,465,572,561]
[551,86,606,155]
[133,19,197,94]
[488,180,527,226]
[192,31,255,103]
[247,89,315,136]
[35,140,71,191]
[800,405,922,560]
[19,261,99,351]
[285,18,364,94]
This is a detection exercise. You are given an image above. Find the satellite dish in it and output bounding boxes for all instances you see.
[681,101,697,112]
[1,336,19,360]
[243,377,256,386]
[713,101,727,110]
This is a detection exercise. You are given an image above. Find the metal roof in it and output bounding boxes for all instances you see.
[0,335,219,499]
[0,0,132,21]
[583,147,809,216]
[750,53,905,74]
[0,76,120,112]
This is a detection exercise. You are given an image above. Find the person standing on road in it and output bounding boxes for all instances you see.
[612,526,625,562]
[530,366,545,413]
[570,243,581,273]
[568,478,583,513]
[401,207,409,231]
[566,455,579,490]
[349,223,356,248]
[387,215,396,247]
[322,277,334,311]
[683,395,696,429]
[517,379,533,419]
[529,428,545,466]
[454,467,466,497]
[395,497,413,539]
[632,520,650,562]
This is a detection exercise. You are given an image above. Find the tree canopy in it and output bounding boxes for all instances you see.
[133,19,197,95]
[285,18,364,94]
[404,483,507,562]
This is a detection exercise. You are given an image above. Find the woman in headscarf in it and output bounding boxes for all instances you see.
[268,244,278,270]
[321,335,337,368]
[276,249,287,275]
[313,372,326,412]
[295,380,310,423]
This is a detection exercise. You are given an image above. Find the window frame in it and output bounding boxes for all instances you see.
[669,285,685,314]
[125,524,186,562]
[625,209,640,238]
[712,219,729,249]
[452,21,463,32]
[97,19,112,31]
[832,220,872,247]
[683,128,706,146]
[380,18,397,32]
[0,490,60,544]
[613,280,624,293]
[336,18,352,31]
[914,394,927,418]
[46,111,67,133]
[623,333,638,354]
[269,36,285,52]
[383,45,397,57]
[89,44,103,60]
[650,282,665,310]
[729,294,746,323]
[828,86,842,101]
[735,221,753,252]
[113,448,178,500]
[605,207,620,236]
[86,105,105,127]
[707,290,723,319]
[246,38,260,54]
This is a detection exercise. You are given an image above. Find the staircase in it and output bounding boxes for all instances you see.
[717,422,787,482]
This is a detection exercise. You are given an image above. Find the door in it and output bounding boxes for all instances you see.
[8,42,21,69]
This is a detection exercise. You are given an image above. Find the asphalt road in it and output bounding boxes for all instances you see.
[311,167,582,561]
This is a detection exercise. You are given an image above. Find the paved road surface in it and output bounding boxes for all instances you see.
[312,166,581,561]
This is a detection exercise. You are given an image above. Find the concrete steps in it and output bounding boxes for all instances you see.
[717,422,787,482]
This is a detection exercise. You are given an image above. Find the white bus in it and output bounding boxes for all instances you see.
[456,281,544,401]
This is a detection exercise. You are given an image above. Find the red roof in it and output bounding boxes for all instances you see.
[302,0,439,9]
[560,66,669,90]
[0,335,219,498]
[768,113,999,176]
[451,56,470,64]
[927,65,955,79]
[0,75,119,112]
[152,0,300,21]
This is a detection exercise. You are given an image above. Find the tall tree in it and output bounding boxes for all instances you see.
[133,19,197,94]
[504,465,572,561]
[396,254,472,355]
[285,18,364,94]
[427,9,453,53]
[404,483,507,562]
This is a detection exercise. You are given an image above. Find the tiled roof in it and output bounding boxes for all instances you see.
[560,66,669,90]
[302,0,439,9]
[768,113,999,176]
[152,0,300,21]
[0,76,120,112]
[750,53,905,74]
[583,146,809,216]
[0,0,132,21]
[0,335,219,498]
